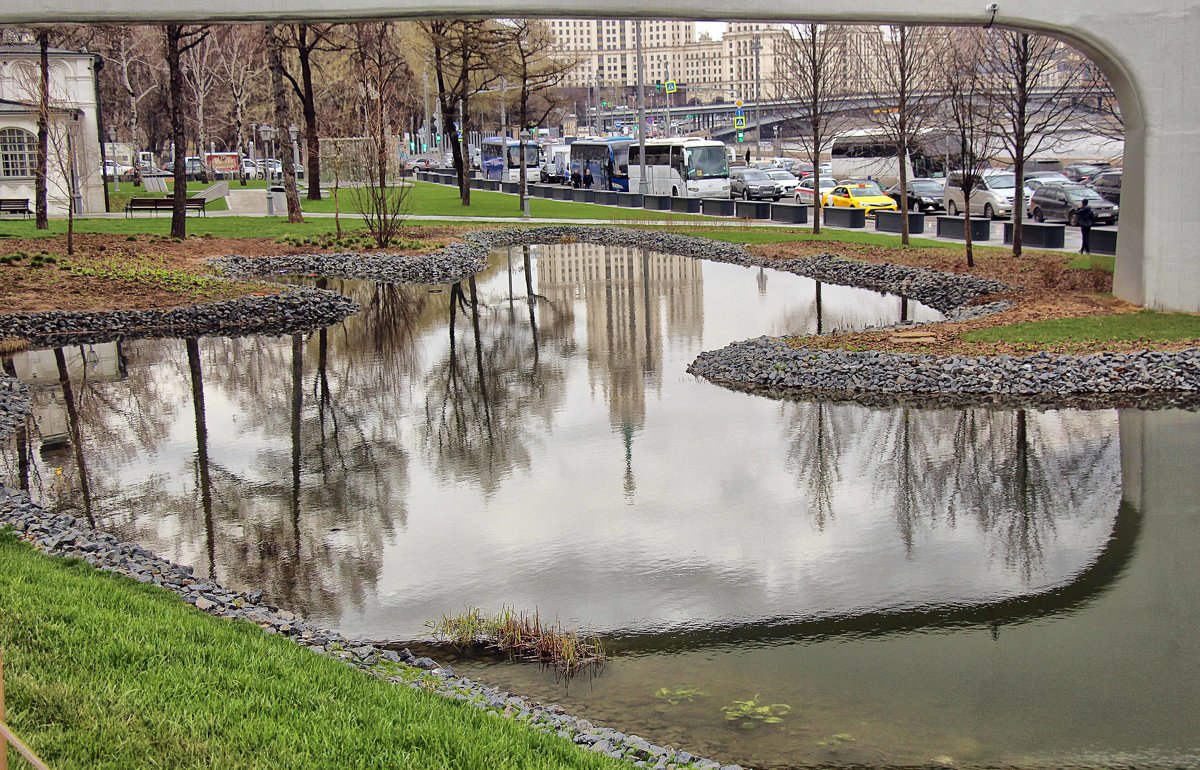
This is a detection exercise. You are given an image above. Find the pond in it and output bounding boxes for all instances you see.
[3,244,1198,769]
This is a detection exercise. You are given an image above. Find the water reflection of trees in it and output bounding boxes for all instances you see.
[782,402,1119,581]
[418,250,575,497]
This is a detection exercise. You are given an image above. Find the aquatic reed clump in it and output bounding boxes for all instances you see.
[0,337,28,355]
[429,606,606,676]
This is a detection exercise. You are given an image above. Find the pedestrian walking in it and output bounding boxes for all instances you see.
[744,149,751,166]
[1077,198,1096,254]
[570,168,582,188]
[582,167,594,189]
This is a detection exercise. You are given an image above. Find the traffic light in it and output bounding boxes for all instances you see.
[736,131,745,143]
[654,80,662,92]
[408,141,416,153]
[434,134,441,146]
[421,142,428,152]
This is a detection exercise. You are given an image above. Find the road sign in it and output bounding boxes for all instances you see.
[733,115,747,129]
[734,107,744,117]
[735,99,743,107]
[665,79,677,94]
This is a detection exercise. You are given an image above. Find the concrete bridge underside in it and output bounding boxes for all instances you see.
[15,1,1196,311]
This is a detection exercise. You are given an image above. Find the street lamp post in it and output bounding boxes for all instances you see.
[107,125,119,193]
[635,20,648,194]
[753,34,762,161]
[289,124,301,181]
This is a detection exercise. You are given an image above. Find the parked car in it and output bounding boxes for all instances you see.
[826,183,899,216]
[943,170,1022,219]
[794,176,837,206]
[730,168,782,200]
[1088,169,1123,204]
[1024,171,1073,192]
[1027,183,1118,226]
[241,158,259,177]
[886,178,946,213]
[102,160,134,178]
[763,169,800,197]
[1064,162,1111,183]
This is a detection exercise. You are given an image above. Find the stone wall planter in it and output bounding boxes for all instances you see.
[735,200,772,219]
[501,182,520,194]
[593,191,619,206]
[1003,221,1065,248]
[551,186,574,201]
[671,197,703,214]
[643,194,672,211]
[937,216,992,241]
[875,210,925,235]
[822,207,866,228]
[771,203,809,224]
[616,193,643,208]
[701,198,736,217]
[1092,228,1119,256]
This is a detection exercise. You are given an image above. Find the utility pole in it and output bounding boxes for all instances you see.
[635,19,648,194]
[753,34,762,160]
[422,68,431,154]
[664,63,672,135]
[500,76,507,139]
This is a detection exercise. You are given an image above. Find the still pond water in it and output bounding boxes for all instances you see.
[3,244,1199,769]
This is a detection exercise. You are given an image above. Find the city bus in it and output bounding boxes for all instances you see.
[480,137,541,183]
[627,138,731,198]
[568,137,633,190]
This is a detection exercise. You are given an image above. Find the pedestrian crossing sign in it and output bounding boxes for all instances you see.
[665,80,677,94]
[733,115,746,129]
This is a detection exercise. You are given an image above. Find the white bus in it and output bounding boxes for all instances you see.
[480,137,541,183]
[829,129,948,187]
[627,138,731,198]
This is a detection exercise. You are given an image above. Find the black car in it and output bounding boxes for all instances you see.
[1027,184,1118,226]
[886,178,946,213]
[730,168,781,201]
[1089,169,1122,205]
[1064,162,1111,183]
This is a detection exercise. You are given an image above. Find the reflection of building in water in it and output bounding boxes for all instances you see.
[536,244,704,433]
[6,344,125,452]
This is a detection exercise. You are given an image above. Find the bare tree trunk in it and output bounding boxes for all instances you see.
[266,24,303,223]
[165,25,190,239]
[36,31,49,230]
[297,29,322,200]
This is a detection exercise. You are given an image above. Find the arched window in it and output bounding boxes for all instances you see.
[0,128,37,178]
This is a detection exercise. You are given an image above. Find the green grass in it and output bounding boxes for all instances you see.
[663,225,956,248]
[0,528,626,770]
[106,181,230,213]
[963,311,1200,345]
[0,217,380,240]
[1067,253,1116,273]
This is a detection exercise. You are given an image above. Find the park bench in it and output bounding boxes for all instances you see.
[125,197,207,217]
[0,198,32,218]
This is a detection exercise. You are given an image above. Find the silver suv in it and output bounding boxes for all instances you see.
[943,170,1019,219]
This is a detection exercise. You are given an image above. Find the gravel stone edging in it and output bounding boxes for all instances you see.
[0,378,741,769]
[0,289,360,349]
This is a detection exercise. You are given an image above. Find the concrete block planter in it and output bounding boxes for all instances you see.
[1003,222,1065,248]
[822,207,867,228]
[552,187,574,201]
[593,191,619,206]
[616,192,644,208]
[1091,228,1119,256]
[937,216,992,241]
[571,188,590,203]
[643,194,672,211]
[771,203,809,224]
[501,182,520,194]
[702,198,737,217]
[671,197,703,214]
[875,210,925,235]
[735,200,772,219]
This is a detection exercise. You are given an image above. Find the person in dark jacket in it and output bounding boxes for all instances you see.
[1077,198,1096,253]
[570,169,582,188]
[582,166,594,189]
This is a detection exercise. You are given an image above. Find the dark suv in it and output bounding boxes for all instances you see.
[1027,184,1118,226]
[1089,169,1122,205]
[730,168,781,201]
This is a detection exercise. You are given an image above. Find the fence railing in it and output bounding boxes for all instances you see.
[0,650,50,770]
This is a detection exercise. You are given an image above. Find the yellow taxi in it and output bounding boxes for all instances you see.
[826,183,899,216]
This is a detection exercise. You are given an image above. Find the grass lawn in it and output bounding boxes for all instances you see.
[663,224,957,248]
[1067,253,1116,273]
[301,181,715,221]
[0,216,376,240]
[0,528,625,770]
[963,311,1200,345]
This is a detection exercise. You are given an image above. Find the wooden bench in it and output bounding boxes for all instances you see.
[125,197,207,217]
[0,198,31,218]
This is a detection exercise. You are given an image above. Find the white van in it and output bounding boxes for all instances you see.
[943,170,1020,219]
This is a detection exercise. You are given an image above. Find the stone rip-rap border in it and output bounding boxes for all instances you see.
[0,385,743,770]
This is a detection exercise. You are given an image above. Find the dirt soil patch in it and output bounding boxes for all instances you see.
[749,240,1199,355]
[0,229,462,315]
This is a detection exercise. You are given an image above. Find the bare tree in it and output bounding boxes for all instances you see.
[183,31,219,183]
[497,19,577,213]
[347,22,414,246]
[419,20,505,205]
[212,26,266,187]
[45,106,97,254]
[265,24,303,223]
[861,26,941,245]
[97,27,161,159]
[775,24,854,234]
[282,24,344,200]
[986,32,1097,256]
[163,24,210,238]
[940,29,998,268]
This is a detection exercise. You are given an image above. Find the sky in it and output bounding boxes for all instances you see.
[696,21,724,39]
